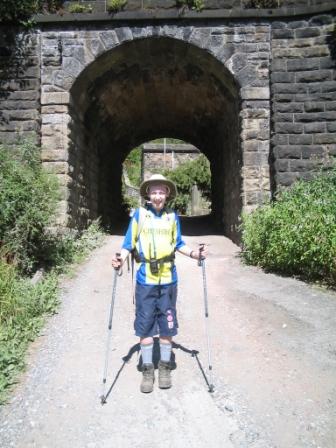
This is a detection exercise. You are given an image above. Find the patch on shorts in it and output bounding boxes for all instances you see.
[166,309,174,329]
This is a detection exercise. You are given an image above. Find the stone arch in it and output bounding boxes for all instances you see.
[41,29,271,243]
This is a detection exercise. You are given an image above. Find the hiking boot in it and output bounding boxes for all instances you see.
[158,360,172,389]
[140,363,154,393]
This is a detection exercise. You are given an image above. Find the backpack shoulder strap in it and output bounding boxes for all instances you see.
[135,206,150,243]
[164,208,177,245]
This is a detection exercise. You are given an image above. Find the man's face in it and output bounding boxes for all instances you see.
[148,184,169,211]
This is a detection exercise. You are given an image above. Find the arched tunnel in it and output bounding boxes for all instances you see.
[69,36,241,242]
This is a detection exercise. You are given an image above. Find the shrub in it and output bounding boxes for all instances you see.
[106,0,127,13]
[243,0,280,8]
[40,219,106,273]
[176,0,204,12]
[162,154,211,214]
[241,167,336,288]
[124,146,142,188]
[68,2,93,13]
[0,220,105,403]
[0,261,59,403]
[0,142,60,274]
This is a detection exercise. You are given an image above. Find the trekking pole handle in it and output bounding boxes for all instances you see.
[115,252,123,275]
[198,243,205,267]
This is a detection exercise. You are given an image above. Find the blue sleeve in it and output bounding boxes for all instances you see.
[175,213,186,250]
[122,208,140,251]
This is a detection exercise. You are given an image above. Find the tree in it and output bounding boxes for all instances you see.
[163,155,211,214]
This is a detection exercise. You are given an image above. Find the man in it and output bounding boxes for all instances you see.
[112,174,206,393]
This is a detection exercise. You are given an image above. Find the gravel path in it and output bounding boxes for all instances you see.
[0,234,336,448]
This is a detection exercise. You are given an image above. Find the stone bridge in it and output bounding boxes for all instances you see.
[0,1,335,242]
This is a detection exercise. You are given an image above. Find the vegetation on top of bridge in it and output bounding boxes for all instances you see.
[241,163,336,289]
[3,0,335,25]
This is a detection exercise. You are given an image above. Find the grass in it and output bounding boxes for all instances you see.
[0,221,106,404]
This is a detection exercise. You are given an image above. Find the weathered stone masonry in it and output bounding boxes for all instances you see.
[0,31,41,143]
[0,3,335,243]
[271,14,336,189]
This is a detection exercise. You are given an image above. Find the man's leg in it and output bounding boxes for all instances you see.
[134,283,157,393]
[158,338,173,389]
[140,336,154,364]
[140,336,155,393]
[159,336,172,362]
[157,284,178,389]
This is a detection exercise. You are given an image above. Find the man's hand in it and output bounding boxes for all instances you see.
[111,253,122,270]
[198,243,208,260]
[189,244,208,260]
[195,243,208,266]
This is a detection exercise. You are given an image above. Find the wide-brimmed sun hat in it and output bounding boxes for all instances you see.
[140,174,177,199]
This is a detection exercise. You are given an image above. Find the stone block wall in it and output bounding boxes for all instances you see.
[0,29,41,144]
[0,5,335,236]
[142,143,200,180]
[271,13,336,190]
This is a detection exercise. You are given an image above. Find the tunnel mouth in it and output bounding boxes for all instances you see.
[122,139,212,220]
[68,36,242,242]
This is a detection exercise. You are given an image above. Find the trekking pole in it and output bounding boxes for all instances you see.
[126,253,130,273]
[100,252,122,405]
[198,243,214,393]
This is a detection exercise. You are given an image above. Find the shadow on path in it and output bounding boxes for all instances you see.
[102,338,213,404]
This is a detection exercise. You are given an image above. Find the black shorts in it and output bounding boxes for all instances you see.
[134,282,178,338]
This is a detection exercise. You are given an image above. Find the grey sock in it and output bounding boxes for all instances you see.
[160,342,172,363]
[140,343,153,365]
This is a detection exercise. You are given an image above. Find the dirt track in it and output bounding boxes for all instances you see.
[0,233,336,448]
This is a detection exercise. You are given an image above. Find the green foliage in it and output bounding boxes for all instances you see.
[0,220,105,403]
[243,0,279,8]
[0,142,60,274]
[0,0,64,23]
[176,0,204,12]
[66,220,106,265]
[241,167,336,288]
[0,139,106,403]
[68,2,93,13]
[0,0,39,22]
[124,146,142,187]
[41,219,106,274]
[122,146,141,213]
[0,263,59,403]
[123,193,140,213]
[162,154,211,214]
[106,0,127,13]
